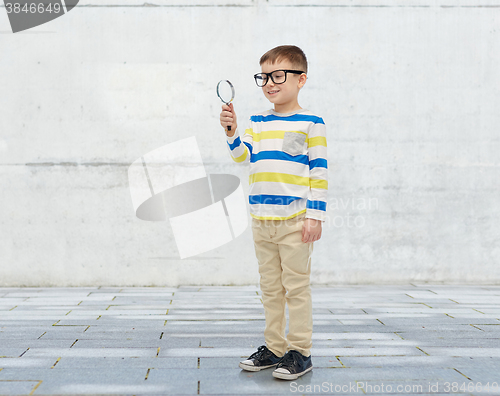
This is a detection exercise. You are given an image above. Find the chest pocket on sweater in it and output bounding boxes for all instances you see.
[282,132,306,156]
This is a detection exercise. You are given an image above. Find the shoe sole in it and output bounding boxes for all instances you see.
[239,362,279,372]
[272,365,313,380]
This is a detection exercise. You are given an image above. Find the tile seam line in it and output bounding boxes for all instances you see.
[3,4,500,7]
[269,4,500,6]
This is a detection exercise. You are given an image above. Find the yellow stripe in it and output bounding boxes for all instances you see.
[244,128,254,138]
[251,209,306,221]
[233,149,248,163]
[249,172,309,187]
[310,179,328,189]
[309,136,327,147]
[250,130,307,142]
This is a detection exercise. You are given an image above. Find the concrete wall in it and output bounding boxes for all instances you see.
[1,0,499,286]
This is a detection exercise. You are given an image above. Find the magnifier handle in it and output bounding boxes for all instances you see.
[226,101,232,131]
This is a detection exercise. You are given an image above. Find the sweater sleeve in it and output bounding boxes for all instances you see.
[306,119,328,222]
[225,121,253,165]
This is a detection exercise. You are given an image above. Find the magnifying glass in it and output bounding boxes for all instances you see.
[217,80,235,131]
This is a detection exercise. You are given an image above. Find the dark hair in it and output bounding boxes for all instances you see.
[259,45,308,74]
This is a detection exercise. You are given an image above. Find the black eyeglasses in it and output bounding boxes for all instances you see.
[253,69,305,87]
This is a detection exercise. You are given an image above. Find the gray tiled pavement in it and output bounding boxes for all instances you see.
[0,284,500,395]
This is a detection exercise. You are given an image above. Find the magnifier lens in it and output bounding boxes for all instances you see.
[217,80,235,131]
[217,80,234,104]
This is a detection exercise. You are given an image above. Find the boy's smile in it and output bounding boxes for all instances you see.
[260,60,307,113]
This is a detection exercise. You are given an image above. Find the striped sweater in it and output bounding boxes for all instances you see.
[226,108,328,221]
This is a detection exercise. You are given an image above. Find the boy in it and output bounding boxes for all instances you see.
[219,45,328,380]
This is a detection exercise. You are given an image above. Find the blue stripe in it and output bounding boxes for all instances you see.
[251,114,325,124]
[227,136,241,151]
[250,150,308,165]
[309,158,327,169]
[243,141,253,156]
[306,200,327,211]
[249,194,304,205]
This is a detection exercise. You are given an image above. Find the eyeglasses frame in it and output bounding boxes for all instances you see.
[253,69,306,87]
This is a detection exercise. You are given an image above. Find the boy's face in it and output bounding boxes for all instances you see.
[260,60,306,107]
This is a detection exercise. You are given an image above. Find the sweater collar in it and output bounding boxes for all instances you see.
[269,108,308,117]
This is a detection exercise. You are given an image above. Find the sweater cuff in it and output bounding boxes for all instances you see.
[225,128,239,144]
[305,209,326,222]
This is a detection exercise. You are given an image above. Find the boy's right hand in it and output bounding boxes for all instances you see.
[220,103,237,136]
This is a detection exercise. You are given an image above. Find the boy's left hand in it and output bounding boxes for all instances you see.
[302,218,322,243]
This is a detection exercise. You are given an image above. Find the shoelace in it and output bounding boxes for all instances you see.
[278,350,300,369]
[249,345,270,360]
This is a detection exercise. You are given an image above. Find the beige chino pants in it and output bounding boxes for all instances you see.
[251,212,314,358]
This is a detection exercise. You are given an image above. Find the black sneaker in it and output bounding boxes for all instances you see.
[239,345,283,372]
[272,350,313,380]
